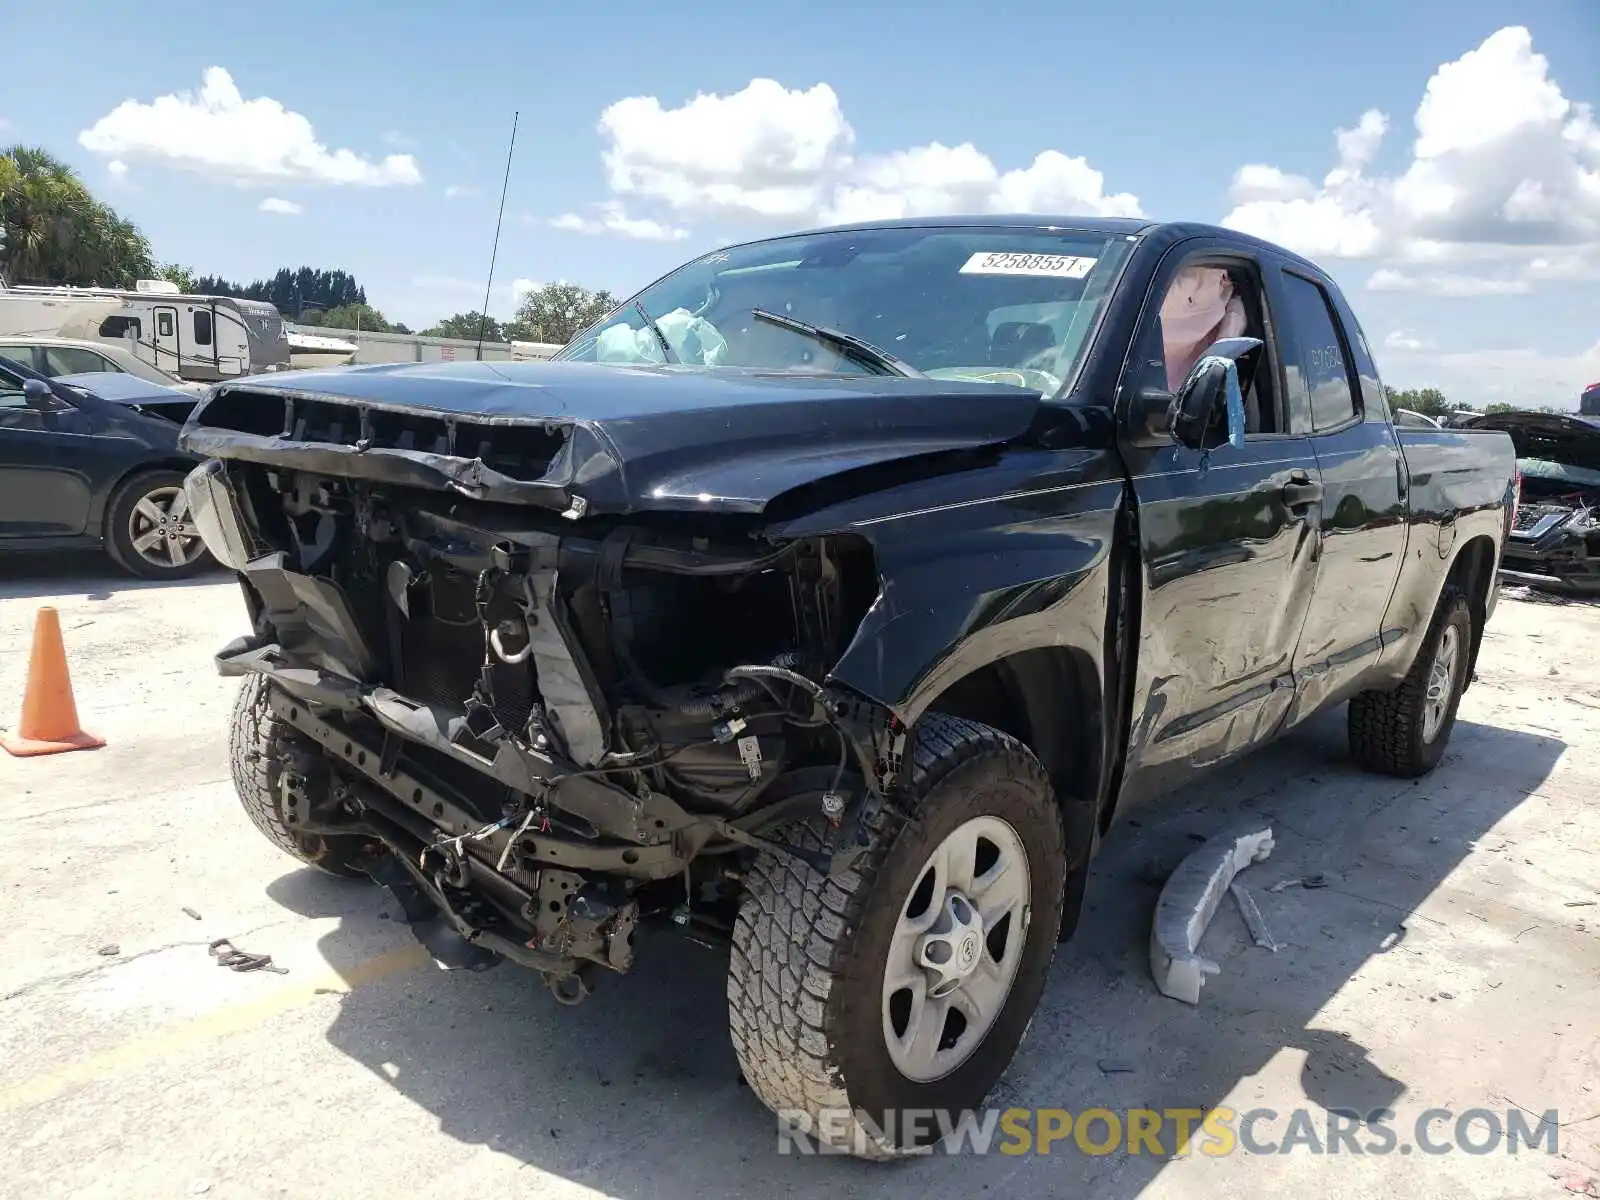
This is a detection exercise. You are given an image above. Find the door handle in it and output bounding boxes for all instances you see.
[1282,470,1323,508]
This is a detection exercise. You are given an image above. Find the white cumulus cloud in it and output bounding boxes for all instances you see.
[549,202,688,241]
[1222,26,1600,293]
[1387,339,1600,410]
[78,67,423,188]
[578,76,1141,234]
[822,144,1141,225]
[1367,267,1531,296]
[599,79,855,219]
[259,197,302,215]
[1383,329,1435,353]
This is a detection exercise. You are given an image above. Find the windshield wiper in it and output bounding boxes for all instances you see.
[750,308,922,378]
[635,301,677,364]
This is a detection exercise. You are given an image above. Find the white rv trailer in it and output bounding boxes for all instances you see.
[0,279,291,382]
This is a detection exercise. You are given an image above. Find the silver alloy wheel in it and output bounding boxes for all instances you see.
[1422,623,1462,744]
[882,815,1031,1083]
[128,485,204,570]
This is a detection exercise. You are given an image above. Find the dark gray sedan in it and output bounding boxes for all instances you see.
[0,356,211,579]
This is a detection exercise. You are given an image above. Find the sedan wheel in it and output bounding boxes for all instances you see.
[105,469,214,580]
[128,485,206,571]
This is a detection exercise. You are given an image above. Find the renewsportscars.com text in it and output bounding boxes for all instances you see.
[777,1105,1561,1157]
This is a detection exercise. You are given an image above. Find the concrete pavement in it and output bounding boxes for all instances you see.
[2,557,1597,1199]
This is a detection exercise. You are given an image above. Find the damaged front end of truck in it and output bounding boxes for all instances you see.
[177,364,1042,1003]
[1470,410,1600,595]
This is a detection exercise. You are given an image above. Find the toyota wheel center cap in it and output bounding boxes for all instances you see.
[956,931,981,974]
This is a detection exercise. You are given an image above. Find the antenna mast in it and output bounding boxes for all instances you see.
[477,110,519,358]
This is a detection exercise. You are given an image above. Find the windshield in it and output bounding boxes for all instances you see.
[555,226,1135,397]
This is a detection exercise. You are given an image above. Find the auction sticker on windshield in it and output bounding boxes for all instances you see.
[960,252,1098,278]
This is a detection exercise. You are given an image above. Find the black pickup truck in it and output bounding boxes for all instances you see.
[177,216,1516,1157]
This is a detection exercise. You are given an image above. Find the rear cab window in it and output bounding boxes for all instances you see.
[1278,271,1362,434]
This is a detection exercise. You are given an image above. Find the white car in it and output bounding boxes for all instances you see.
[0,336,209,396]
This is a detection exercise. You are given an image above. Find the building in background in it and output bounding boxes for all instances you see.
[286,323,561,368]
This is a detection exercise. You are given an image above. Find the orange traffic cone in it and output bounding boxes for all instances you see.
[1,607,105,758]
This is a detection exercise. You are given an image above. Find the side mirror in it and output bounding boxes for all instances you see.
[22,378,55,411]
[1168,336,1264,451]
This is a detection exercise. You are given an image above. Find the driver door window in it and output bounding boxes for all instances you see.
[1133,259,1283,437]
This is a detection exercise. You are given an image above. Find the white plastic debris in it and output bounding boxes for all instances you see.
[1229,881,1281,952]
[1149,823,1275,1005]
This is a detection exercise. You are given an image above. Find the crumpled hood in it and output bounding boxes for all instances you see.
[1467,410,1600,473]
[178,359,1043,516]
[54,371,201,424]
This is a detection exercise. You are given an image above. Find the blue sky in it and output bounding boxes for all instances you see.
[7,0,1600,407]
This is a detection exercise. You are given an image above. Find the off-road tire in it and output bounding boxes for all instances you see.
[1348,583,1474,778]
[104,468,212,581]
[727,714,1068,1158]
[229,675,375,879]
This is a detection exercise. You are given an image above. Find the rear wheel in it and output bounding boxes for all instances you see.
[727,714,1067,1157]
[1349,583,1474,778]
[104,469,211,580]
[229,676,377,878]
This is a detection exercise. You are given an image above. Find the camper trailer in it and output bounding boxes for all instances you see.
[0,280,291,382]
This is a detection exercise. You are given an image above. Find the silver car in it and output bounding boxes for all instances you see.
[0,335,208,397]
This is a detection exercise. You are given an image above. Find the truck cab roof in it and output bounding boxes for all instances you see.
[767,215,1337,281]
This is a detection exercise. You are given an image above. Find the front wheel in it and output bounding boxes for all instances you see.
[726,714,1068,1158]
[1348,583,1474,778]
[229,676,378,878]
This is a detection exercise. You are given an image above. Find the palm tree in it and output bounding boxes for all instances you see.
[0,145,155,286]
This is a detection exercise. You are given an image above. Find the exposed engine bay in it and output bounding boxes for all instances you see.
[190,457,906,1002]
[1513,463,1599,537]
[1508,465,1600,589]
[1471,408,1600,593]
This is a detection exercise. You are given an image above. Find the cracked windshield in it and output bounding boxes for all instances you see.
[556,227,1132,395]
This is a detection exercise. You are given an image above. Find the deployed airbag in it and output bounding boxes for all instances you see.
[597,308,729,366]
[1161,267,1247,391]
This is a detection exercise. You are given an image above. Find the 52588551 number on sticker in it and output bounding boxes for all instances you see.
[959,252,1098,279]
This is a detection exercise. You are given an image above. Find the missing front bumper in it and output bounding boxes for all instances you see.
[264,683,695,880]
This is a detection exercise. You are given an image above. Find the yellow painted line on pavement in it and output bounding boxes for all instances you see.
[0,942,433,1114]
